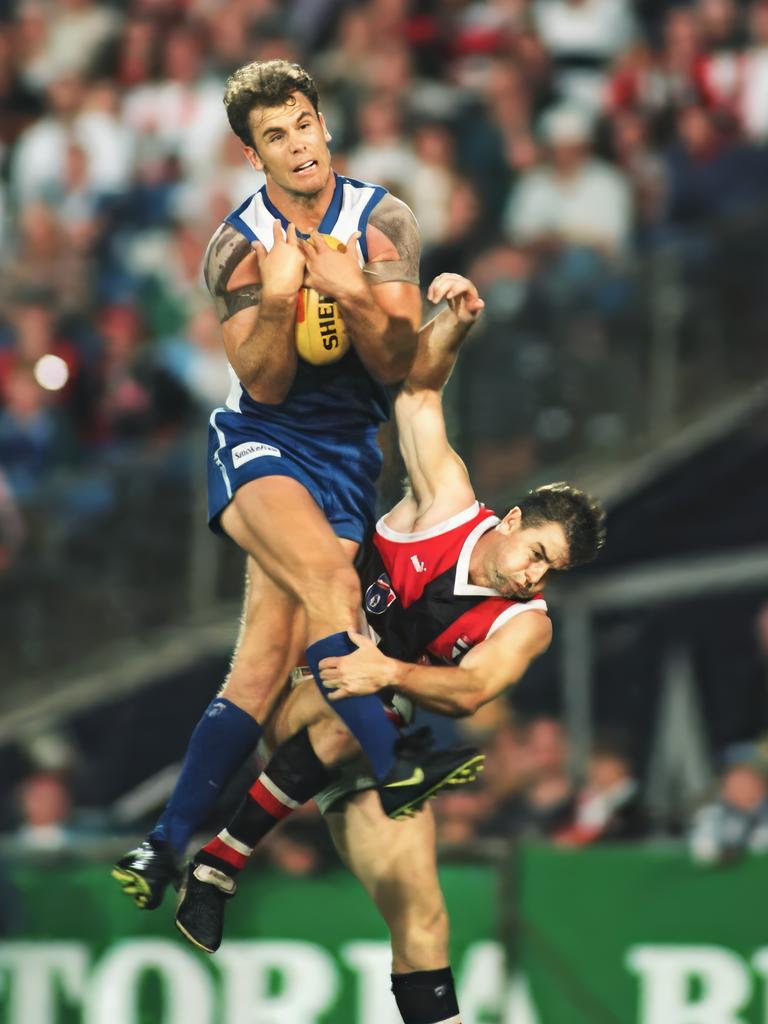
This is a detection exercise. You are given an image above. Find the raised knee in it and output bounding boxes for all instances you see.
[309,716,360,768]
[302,563,360,616]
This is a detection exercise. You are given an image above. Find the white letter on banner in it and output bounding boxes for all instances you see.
[217,941,337,1024]
[0,942,88,1024]
[86,940,212,1024]
[504,973,541,1024]
[748,948,768,1024]
[341,941,402,1024]
[627,946,750,1024]
[457,941,504,1022]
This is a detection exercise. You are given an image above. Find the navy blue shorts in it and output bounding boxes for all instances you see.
[207,408,383,544]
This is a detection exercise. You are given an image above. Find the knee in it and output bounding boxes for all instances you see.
[222,643,291,717]
[301,563,360,619]
[220,674,279,720]
[308,716,360,768]
[228,644,284,685]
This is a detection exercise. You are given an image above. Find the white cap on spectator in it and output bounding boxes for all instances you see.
[539,105,593,146]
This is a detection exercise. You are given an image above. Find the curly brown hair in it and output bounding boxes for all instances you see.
[517,482,606,567]
[223,59,319,148]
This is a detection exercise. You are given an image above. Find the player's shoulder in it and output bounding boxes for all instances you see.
[367,191,418,235]
[490,604,552,653]
[378,499,486,544]
[363,191,420,276]
[203,220,255,296]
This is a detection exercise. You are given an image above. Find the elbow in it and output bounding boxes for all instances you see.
[244,379,291,404]
[378,328,419,384]
[371,348,417,385]
[453,692,485,718]
[373,363,411,386]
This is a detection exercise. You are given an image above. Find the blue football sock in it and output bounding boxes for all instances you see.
[306,631,399,780]
[150,697,262,855]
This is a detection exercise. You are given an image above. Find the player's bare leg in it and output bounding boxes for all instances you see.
[175,678,360,951]
[113,556,304,908]
[218,557,308,724]
[176,681,473,963]
[220,479,361,644]
[328,792,462,1022]
[221,477,409,782]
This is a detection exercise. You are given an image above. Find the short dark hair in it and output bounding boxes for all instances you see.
[223,59,319,148]
[517,482,605,568]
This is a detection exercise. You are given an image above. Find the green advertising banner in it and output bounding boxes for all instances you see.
[517,844,768,1024]
[0,860,504,1024]
[2,846,768,1023]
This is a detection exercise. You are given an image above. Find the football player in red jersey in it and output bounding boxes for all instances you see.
[176,274,605,1024]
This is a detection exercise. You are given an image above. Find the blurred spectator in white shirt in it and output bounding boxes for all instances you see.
[123,26,227,182]
[533,0,638,110]
[11,75,136,206]
[408,122,458,247]
[346,94,418,197]
[690,744,768,865]
[505,104,633,256]
[556,733,647,845]
[739,0,768,141]
[14,773,75,851]
[173,130,264,227]
[11,74,84,205]
[43,0,122,81]
[156,303,231,412]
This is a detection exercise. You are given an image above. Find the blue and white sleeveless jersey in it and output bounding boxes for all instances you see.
[221,174,391,432]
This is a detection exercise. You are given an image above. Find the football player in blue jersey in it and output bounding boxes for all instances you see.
[113,60,479,907]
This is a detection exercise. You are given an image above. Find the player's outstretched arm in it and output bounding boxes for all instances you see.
[204,220,305,403]
[319,612,552,717]
[301,195,422,384]
[406,273,485,394]
[392,274,484,521]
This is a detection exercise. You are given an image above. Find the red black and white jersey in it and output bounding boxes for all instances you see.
[357,501,547,665]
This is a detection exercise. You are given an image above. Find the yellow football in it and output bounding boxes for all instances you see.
[294,234,351,366]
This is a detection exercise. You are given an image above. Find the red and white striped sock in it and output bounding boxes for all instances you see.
[196,727,331,879]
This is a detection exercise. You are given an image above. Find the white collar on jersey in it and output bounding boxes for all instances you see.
[454,515,502,596]
[376,501,481,542]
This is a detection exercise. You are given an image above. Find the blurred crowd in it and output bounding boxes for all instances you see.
[3,0,768,571]
[1,708,651,869]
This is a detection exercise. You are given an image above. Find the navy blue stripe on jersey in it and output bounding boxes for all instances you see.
[226,192,258,242]
[260,176,346,239]
[349,178,388,263]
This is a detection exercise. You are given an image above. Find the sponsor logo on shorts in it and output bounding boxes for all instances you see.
[231,442,281,468]
[365,573,397,615]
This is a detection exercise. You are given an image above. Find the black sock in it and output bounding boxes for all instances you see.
[391,967,460,1024]
[197,727,333,877]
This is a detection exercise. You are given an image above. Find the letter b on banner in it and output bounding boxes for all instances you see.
[627,945,750,1024]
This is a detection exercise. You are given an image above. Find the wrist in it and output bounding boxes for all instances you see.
[388,657,408,690]
[335,276,370,307]
[260,291,299,314]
